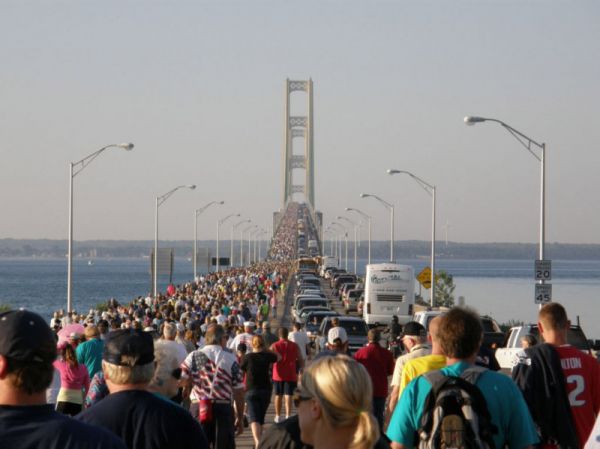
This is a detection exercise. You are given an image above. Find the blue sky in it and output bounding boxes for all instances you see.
[1,1,599,243]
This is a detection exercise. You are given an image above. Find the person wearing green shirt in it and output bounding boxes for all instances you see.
[387,308,539,449]
[76,325,104,378]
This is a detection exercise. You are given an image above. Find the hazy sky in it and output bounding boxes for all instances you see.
[1,1,599,243]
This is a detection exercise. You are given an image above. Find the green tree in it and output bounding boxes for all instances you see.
[434,271,455,308]
[0,304,12,313]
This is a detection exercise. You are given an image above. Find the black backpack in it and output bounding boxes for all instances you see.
[417,366,498,449]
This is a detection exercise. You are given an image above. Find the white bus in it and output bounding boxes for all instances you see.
[363,263,414,327]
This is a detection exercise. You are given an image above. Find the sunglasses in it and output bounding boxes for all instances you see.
[171,367,182,380]
[292,388,312,408]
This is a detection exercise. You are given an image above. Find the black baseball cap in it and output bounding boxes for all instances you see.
[401,321,426,338]
[103,329,155,366]
[0,310,56,363]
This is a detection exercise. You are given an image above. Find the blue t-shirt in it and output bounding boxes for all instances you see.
[0,404,126,449]
[387,361,539,449]
[76,338,104,378]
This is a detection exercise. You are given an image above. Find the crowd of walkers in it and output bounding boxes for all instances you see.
[1,201,600,449]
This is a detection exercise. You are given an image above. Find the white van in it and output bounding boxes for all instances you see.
[363,263,414,327]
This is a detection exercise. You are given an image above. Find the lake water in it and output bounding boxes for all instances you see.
[1,257,599,338]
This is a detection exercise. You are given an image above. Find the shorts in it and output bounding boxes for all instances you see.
[273,380,297,396]
[245,388,272,424]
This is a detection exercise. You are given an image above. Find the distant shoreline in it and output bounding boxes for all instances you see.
[2,238,600,260]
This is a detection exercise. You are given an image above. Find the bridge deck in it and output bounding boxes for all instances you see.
[235,273,296,449]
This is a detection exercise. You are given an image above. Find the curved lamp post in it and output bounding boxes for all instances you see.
[241,223,255,267]
[338,216,359,274]
[155,184,196,297]
[246,225,258,265]
[465,116,547,306]
[330,221,348,270]
[361,193,395,262]
[67,142,134,312]
[346,207,371,265]
[231,218,251,267]
[388,169,436,306]
[194,201,224,279]
[216,213,240,271]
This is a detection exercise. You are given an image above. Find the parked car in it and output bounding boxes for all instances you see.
[314,316,369,355]
[343,289,364,313]
[412,309,504,350]
[293,298,329,319]
[495,324,592,370]
[297,306,332,322]
[304,310,341,336]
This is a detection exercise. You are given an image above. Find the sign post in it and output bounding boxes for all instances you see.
[534,260,552,304]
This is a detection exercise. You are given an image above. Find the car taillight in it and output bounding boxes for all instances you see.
[367,303,371,314]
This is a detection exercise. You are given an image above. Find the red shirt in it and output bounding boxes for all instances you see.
[353,342,395,397]
[555,345,600,447]
[272,339,300,382]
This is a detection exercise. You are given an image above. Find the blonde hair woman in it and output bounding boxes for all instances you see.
[296,354,379,449]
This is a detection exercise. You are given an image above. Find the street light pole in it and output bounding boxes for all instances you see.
[154,184,196,298]
[231,219,250,268]
[194,201,224,280]
[338,216,358,274]
[331,222,348,270]
[216,213,240,272]
[465,116,547,306]
[388,169,437,307]
[346,207,371,265]
[247,225,258,265]
[360,193,395,262]
[241,224,255,267]
[67,143,134,312]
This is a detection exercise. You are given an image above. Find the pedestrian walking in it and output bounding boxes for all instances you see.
[513,302,600,449]
[296,354,380,449]
[271,327,304,423]
[181,324,245,448]
[77,328,208,449]
[54,341,90,416]
[386,307,539,449]
[241,335,280,447]
[353,328,395,432]
[0,310,125,449]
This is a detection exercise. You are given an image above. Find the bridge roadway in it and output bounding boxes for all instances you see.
[234,268,348,448]
[234,271,296,449]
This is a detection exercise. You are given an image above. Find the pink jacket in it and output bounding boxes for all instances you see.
[53,359,90,393]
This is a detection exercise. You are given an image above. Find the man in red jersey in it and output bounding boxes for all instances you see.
[271,327,304,423]
[513,302,600,449]
[353,328,395,433]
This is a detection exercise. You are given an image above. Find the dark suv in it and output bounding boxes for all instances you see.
[315,316,369,355]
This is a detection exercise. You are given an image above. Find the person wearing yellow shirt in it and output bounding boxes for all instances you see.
[398,316,446,398]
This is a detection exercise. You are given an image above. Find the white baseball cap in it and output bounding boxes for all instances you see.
[327,326,348,345]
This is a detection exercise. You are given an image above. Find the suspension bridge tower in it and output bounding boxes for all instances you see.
[282,78,315,210]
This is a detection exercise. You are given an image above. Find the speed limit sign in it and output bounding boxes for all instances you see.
[535,283,552,304]
[535,260,552,281]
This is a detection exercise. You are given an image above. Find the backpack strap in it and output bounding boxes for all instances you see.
[459,365,488,385]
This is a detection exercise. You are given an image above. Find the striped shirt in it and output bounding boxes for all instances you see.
[181,345,243,402]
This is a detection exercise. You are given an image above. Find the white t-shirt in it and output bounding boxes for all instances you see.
[160,339,189,364]
[289,330,309,360]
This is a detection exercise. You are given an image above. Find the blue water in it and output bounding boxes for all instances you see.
[1,257,599,338]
